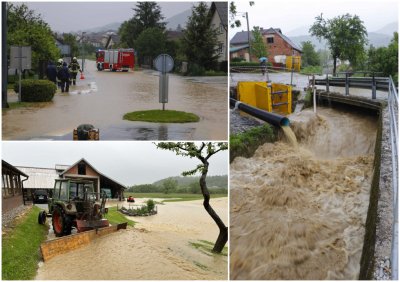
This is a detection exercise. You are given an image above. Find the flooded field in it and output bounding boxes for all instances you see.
[3,62,227,140]
[230,107,378,279]
[36,198,227,280]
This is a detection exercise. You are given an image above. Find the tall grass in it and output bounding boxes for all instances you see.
[2,206,48,280]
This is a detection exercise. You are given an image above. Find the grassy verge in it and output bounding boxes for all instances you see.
[124,192,227,202]
[2,206,48,280]
[5,101,39,110]
[230,124,276,162]
[300,65,323,75]
[123,110,200,123]
[104,206,135,227]
[189,239,228,256]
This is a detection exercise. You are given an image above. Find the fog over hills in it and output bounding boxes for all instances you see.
[79,9,192,33]
[287,21,398,50]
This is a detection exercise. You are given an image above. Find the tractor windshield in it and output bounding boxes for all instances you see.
[59,181,69,201]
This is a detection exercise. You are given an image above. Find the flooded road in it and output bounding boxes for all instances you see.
[3,62,227,140]
[36,198,228,280]
[230,107,377,279]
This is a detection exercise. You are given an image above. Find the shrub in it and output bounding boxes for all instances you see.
[146,199,155,212]
[187,63,205,76]
[219,60,228,73]
[230,61,273,67]
[14,79,56,102]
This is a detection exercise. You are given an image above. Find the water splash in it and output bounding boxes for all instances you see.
[281,125,298,147]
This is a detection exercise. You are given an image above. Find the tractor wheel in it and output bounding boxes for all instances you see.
[52,206,72,237]
[38,211,47,224]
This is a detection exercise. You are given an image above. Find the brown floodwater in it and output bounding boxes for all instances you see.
[3,62,227,140]
[230,107,378,280]
[36,198,228,280]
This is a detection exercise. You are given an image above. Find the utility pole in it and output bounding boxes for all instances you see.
[245,12,251,62]
[81,32,86,72]
[2,2,8,108]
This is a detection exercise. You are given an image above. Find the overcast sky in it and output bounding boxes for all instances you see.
[230,0,398,38]
[2,142,228,186]
[23,1,197,33]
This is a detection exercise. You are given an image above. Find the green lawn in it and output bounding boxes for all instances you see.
[2,206,48,280]
[125,192,227,202]
[104,206,135,227]
[123,110,200,123]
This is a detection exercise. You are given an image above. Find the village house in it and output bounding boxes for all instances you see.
[230,27,302,66]
[210,2,228,63]
[2,160,29,214]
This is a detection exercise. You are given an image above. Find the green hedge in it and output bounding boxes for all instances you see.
[230,61,272,67]
[14,79,56,102]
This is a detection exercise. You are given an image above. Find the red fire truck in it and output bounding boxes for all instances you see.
[95,48,135,72]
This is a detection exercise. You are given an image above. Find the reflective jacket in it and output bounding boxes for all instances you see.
[68,60,81,73]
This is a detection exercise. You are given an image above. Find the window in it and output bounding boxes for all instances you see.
[267,36,274,44]
[54,180,61,200]
[60,181,69,201]
[218,43,224,54]
[219,23,224,34]
[78,163,86,175]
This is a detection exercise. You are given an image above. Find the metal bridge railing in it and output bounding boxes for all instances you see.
[388,75,398,280]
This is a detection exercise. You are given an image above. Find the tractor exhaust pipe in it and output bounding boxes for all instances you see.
[230,98,290,127]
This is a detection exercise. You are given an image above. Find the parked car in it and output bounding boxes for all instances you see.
[127,196,135,203]
[34,189,48,204]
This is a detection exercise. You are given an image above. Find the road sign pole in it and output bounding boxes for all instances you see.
[18,46,22,102]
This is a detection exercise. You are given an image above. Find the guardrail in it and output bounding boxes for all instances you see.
[388,75,398,280]
[313,76,390,97]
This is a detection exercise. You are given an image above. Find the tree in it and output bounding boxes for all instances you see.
[135,27,167,66]
[163,178,177,194]
[181,2,219,72]
[309,13,367,75]
[229,1,255,28]
[118,2,166,48]
[189,181,201,194]
[7,3,60,72]
[367,32,398,82]
[156,142,228,253]
[62,33,79,57]
[301,41,320,67]
[250,26,268,59]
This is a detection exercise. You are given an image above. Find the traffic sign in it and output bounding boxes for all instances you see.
[154,54,174,73]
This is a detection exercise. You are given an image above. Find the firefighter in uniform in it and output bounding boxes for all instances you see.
[68,57,81,85]
[56,58,63,88]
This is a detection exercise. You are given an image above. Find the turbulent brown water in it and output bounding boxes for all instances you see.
[230,107,377,280]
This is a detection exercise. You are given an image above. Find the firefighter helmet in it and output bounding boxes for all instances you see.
[58,58,63,63]
[73,57,77,61]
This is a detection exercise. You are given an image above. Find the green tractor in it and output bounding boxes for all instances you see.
[38,179,109,237]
